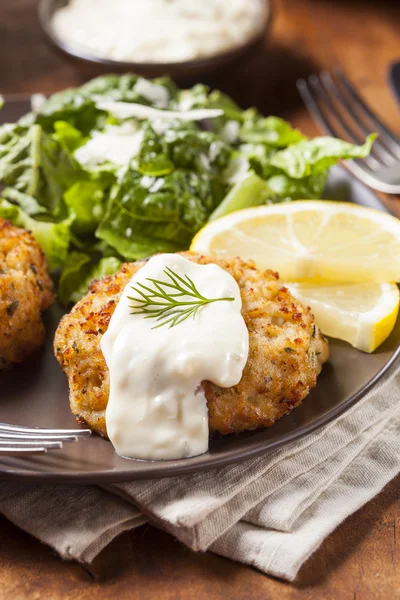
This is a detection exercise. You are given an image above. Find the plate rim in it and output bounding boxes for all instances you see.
[1,341,399,484]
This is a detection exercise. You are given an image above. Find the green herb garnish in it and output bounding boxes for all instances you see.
[128,267,234,329]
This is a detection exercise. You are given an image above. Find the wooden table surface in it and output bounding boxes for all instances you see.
[1,0,400,598]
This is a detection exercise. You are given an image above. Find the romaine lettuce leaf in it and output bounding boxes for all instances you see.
[138,122,232,178]
[207,90,243,122]
[0,199,72,270]
[138,124,174,176]
[239,143,278,179]
[80,74,140,100]
[52,120,86,153]
[96,168,216,259]
[83,74,178,105]
[1,187,48,216]
[36,74,179,135]
[0,123,83,216]
[178,86,243,126]
[266,172,328,201]
[71,256,122,303]
[165,129,232,175]
[209,172,272,220]
[0,123,32,182]
[58,251,91,303]
[58,252,121,305]
[64,180,107,235]
[35,75,141,134]
[240,116,305,147]
[35,75,140,134]
[138,122,233,177]
[270,134,377,178]
[177,84,210,111]
[36,89,103,136]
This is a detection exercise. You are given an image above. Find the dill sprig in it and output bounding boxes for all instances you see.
[127,266,235,329]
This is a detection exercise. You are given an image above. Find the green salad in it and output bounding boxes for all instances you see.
[0,74,374,304]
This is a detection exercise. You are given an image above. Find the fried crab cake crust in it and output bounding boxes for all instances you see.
[0,218,53,368]
[54,253,329,437]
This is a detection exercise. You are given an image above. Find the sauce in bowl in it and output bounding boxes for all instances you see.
[52,0,268,64]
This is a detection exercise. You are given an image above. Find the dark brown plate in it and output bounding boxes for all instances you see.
[0,99,399,483]
[38,0,272,80]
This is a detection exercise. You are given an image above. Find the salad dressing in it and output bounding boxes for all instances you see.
[52,0,267,64]
[100,254,249,460]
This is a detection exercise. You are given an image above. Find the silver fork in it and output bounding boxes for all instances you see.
[297,69,400,194]
[0,422,91,455]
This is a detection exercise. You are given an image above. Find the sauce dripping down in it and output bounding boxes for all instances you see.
[100,254,248,460]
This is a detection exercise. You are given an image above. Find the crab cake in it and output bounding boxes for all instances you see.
[0,219,53,368]
[54,252,329,437]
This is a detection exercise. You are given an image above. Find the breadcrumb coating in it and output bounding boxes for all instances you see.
[54,253,329,437]
[0,219,53,368]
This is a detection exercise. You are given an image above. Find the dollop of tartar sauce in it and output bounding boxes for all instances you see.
[52,0,268,64]
[100,254,249,460]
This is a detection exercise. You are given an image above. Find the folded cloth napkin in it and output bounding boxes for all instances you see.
[1,363,399,581]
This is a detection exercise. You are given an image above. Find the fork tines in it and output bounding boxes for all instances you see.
[297,69,400,194]
[0,422,91,455]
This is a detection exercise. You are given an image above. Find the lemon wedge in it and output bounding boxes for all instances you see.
[191,201,400,283]
[287,281,399,353]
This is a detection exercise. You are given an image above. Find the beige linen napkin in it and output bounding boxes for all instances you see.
[0,364,399,581]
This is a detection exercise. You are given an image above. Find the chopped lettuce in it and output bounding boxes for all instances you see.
[52,120,86,153]
[73,256,122,302]
[270,134,376,178]
[1,187,48,216]
[35,74,179,134]
[0,122,82,216]
[238,143,278,179]
[58,251,91,303]
[240,115,305,147]
[36,89,102,136]
[138,123,174,176]
[59,252,121,305]
[0,74,375,303]
[96,168,216,259]
[64,180,107,235]
[166,129,232,175]
[266,173,328,201]
[0,199,72,270]
[178,86,243,126]
[209,172,272,221]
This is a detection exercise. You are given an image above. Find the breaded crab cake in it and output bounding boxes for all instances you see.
[0,219,53,368]
[54,253,329,437]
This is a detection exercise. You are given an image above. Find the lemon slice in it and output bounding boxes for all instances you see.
[191,201,400,282]
[287,281,399,352]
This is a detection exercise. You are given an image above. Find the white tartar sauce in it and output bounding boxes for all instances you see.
[52,0,268,64]
[100,254,248,460]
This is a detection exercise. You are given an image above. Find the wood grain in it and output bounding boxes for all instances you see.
[0,475,399,600]
[0,0,400,597]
